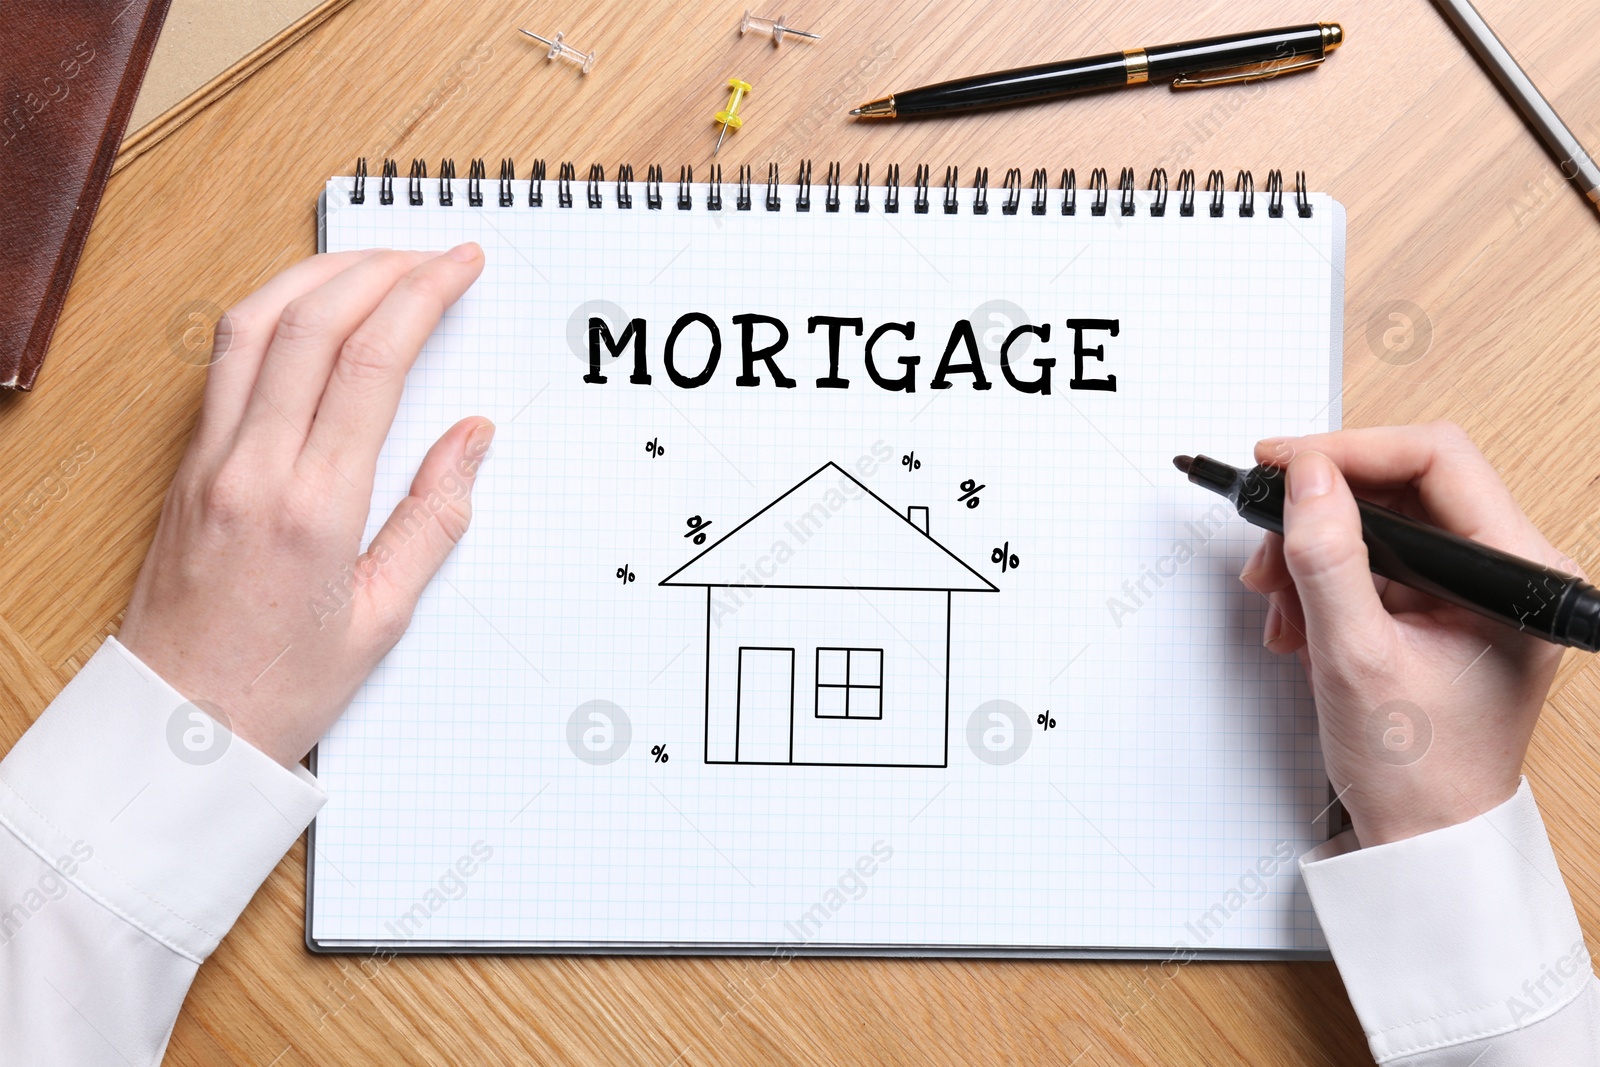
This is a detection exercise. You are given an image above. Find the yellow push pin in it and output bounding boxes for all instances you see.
[713,78,752,155]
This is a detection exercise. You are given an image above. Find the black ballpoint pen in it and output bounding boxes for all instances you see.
[850,23,1343,119]
[1174,455,1600,652]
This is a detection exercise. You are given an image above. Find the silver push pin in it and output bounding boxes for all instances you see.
[738,9,820,46]
[519,29,596,73]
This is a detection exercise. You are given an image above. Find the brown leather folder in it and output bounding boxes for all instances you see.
[0,1,173,391]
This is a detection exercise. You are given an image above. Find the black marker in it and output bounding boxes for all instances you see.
[1174,455,1600,652]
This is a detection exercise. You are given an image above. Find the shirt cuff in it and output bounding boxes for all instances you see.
[1301,778,1590,1063]
[0,637,325,963]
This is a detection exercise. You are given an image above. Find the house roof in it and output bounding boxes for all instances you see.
[659,462,998,592]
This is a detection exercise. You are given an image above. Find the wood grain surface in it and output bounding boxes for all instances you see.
[4,0,1600,1063]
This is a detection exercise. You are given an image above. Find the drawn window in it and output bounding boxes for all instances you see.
[815,648,882,719]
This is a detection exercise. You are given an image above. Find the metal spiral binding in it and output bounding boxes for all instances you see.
[557,162,575,208]
[438,159,456,206]
[1002,169,1023,215]
[1089,168,1109,216]
[347,157,1311,222]
[1149,168,1169,217]
[498,159,515,206]
[1207,170,1226,217]
[646,164,662,210]
[408,159,426,206]
[529,160,545,207]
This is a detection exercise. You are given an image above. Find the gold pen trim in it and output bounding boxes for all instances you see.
[1589,186,1600,206]
[1173,22,1343,89]
[849,96,896,118]
[1172,54,1327,89]
[1123,48,1149,85]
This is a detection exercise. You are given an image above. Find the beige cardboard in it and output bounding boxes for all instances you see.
[128,0,326,132]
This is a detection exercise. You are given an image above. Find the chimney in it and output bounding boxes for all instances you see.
[907,506,929,534]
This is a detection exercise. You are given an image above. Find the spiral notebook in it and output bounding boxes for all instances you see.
[307,159,1345,959]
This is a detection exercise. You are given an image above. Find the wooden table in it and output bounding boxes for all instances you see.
[4,0,1600,1062]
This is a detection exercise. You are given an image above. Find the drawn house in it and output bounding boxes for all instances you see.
[661,463,996,767]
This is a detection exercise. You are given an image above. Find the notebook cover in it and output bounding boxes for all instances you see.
[0,0,173,391]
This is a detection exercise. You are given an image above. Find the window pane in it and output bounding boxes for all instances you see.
[817,648,848,685]
[816,685,848,718]
[847,685,881,719]
[849,649,882,686]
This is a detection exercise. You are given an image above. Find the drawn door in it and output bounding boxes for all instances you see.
[736,647,795,764]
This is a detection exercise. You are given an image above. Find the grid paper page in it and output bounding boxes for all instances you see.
[311,170,1343,956]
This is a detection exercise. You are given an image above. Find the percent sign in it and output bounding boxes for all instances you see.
[901,451,921,471]
[991,542,1020,573]
[651,744,669,763]
[1036,711,1056,730]
[958,479,984,508]
[645,438,665,458]
[684,515,713,545]
[616,565,635,584]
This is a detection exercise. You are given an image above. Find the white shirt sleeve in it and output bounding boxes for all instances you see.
[6,639,1597,1066]
[1302,778,1600,1065]
[0,637,325,1066]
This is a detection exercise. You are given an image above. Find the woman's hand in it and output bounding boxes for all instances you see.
[1242,423,1572,846]
[119,246,490,768]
